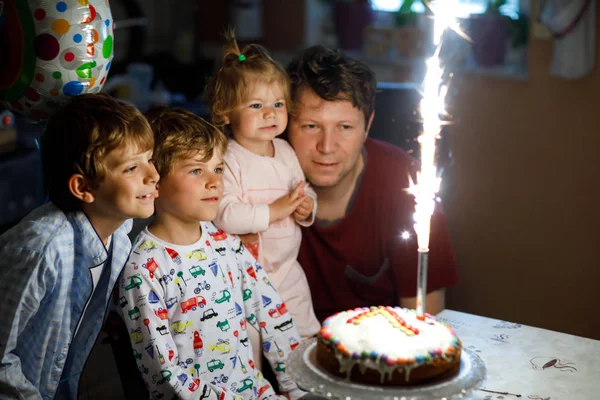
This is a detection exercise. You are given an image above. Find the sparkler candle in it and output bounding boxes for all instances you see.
[408,1,456,319]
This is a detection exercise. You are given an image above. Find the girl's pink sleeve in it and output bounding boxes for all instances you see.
[214,153,270,234]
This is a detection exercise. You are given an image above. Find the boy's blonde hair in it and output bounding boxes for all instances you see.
[145,106,228,178]
[205,29,291,128]
[41,93,154,213]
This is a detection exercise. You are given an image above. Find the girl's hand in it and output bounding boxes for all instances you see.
[293,195,314,222]
[269,182,306,224]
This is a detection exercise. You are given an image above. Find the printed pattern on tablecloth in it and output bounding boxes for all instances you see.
[437,310,600,400]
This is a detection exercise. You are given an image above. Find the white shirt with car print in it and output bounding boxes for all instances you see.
[118,222,302,400]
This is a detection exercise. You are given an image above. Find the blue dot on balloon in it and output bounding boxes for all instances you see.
[63,81,84,96]
[106,61,111,71]
[73,34,82,43]
[56,2,67,12]
[105,19,110,27]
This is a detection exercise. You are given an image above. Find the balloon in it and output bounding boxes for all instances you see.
[0,0,114,120]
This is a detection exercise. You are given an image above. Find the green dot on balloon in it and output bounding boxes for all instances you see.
[53,71,62,79]
[76,61,96,79]
[102,35,113,59]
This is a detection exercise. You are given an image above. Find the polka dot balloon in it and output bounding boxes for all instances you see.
[0,0,114,120]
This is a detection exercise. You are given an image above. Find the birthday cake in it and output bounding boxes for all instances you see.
[316,306,462,386]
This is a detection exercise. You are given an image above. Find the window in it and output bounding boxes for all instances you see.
[371,0,520,19]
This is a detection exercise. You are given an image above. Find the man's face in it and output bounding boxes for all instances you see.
[155,150,225,223]
[90,144,159,221]
[288,88,371,189]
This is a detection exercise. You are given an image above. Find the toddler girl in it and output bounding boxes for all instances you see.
[207,31,320,369]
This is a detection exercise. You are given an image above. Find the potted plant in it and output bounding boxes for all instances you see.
[320,0,375,50]
[393,0,434,57]
[395,0,420,27]
[469,0,511,67]
[509,12,529,49]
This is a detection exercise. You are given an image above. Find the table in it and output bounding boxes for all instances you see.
[436,309,600,400]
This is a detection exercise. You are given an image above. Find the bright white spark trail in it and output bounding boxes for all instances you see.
[408,0,460,319]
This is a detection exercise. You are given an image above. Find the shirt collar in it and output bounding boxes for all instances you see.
[68,211,133,268]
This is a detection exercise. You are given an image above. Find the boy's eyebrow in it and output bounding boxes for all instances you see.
[181,159,224,168]
[181,161,204,168]
[113,150,151,168]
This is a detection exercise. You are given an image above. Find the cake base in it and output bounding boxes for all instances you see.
[317,336,461,386]
[286,338,487,400]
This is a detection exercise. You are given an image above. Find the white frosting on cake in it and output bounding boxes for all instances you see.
[326,308,454,361]
[320,307,461,383]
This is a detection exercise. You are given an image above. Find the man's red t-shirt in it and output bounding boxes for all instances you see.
[298,138,458,322]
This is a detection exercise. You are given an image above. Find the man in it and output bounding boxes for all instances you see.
[286,46,458,322]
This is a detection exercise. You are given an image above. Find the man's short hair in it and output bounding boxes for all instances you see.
[287,45,377,125]
[145,106,228,178]
[41,93,154,213]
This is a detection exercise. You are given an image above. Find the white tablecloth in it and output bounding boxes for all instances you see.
[437,309,600,400]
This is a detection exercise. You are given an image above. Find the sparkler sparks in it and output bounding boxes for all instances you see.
[407,1,462,318]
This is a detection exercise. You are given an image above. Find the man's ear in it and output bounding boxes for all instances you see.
[68,174,95,204]
[364,111,375,142]
[223,115,230,125]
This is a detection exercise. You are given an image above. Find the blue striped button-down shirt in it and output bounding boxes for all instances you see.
[0,203,132,399]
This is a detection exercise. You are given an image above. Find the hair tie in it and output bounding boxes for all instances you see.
[238,54,246,63]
